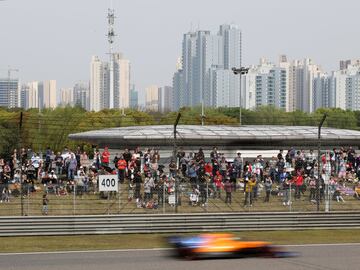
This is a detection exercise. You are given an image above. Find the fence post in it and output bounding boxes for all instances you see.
[163,182,165,214]
[118,183,121,214]
[173,113,181,214]
[206,181,209,212]
[27,186,30,216]
[19,111,24,216]
[107,192,110,215]
[289,182,292,212]
[317,114,327,211]
[73,184,76,215]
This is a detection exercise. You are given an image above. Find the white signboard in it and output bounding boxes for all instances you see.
[98,175,118,192]
[168,195,176,205]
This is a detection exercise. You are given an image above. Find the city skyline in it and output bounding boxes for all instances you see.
[1,0,360,105]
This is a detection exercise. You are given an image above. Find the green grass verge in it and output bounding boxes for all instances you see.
[1,230,359,253]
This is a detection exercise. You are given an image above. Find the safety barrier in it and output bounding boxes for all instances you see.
[0,211,359,236]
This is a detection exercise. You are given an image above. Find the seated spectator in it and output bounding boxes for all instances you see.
[333,187,345,202]
[354,184,360,200]
[189,186,200,206]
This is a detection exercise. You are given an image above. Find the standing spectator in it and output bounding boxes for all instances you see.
[31,153,41,179]
[123,149,132,166]
[308,176,316,202]
[75,146,81,170]
[0,184,10,203]
[12,149,18,171]
[177,147,185,167]
[224,179,233,204]
[169,160,177,178]
[101,146,110,167]
[113,153,120,168]
[219,156,228,178]
[80,151,90,169]
[244,176,256,206]
[143,175,154,202]
[294,172,304,200]
[264,176,272,202]
[93,148,101,169]
[196,148,205,162]
[277,149,284,161]
[44,147,52,172]
[210,147,219,162]
[134,171,142,200]
[276,158,285,183]
[204,162,213,177]
[234,152,243,178]
[54,152,63,175]
[228,164,238,191]
[282,178,291,206]
[42,193,49,215]
[117,156,127,183]
[67,154,77,180]
[213,171,223,199]
[20,148,27,167]
[157,177,165,205]
[268,156,278,182]
[187,163,198,186]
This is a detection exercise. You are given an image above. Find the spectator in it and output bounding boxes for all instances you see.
[80,151,90,169]
[117,156,127,183]
[282,178,291,206]
[264,176,272,202]
[143,174,154,202]
[268,156,277,182]
[213,171,223,199]
[294,171,304,200]
[134,171,142,199]
[244,176,256,207]
[101,147,110,167]
[187,163,198,186]
[42,193,49,215]
[354,184,360,200]
[169,160,177,178]
[67,154,77,180]
[234,152,243,178]
[308,176,317,202]
[333,187,345,202]
[224,179,233,204]
[54,152,63,175]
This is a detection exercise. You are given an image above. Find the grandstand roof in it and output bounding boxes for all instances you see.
[68,125,360,149]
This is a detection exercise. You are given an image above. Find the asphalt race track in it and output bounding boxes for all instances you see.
[0,244,359,270]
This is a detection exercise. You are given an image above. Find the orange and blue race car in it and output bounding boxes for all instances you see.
[168,233,297,260]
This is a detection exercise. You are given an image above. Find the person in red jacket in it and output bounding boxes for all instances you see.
[117,156,127,183]
[101,146,110,167]
[294,171,304,200]
[204,162,213,176]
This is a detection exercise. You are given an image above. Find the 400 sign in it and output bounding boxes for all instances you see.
[98,175,118,192]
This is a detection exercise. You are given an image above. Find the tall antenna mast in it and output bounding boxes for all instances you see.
[107,3,115,109]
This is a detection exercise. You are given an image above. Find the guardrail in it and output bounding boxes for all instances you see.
[0,212,360,236]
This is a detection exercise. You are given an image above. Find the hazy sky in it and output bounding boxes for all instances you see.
[1,0,359,103]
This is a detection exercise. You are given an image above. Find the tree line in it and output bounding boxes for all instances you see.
[0,106,359,158]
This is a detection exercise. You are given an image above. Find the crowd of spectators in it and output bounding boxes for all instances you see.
[0,145,359,211]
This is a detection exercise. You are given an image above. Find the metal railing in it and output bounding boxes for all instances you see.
[1,181,360,216]
[0,211,359,236]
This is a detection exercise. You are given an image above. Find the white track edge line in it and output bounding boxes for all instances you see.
[1,243,360,256]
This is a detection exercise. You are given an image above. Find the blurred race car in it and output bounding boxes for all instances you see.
[168,233,295,260]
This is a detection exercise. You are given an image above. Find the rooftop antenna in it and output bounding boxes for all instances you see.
[107,1,116,109]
